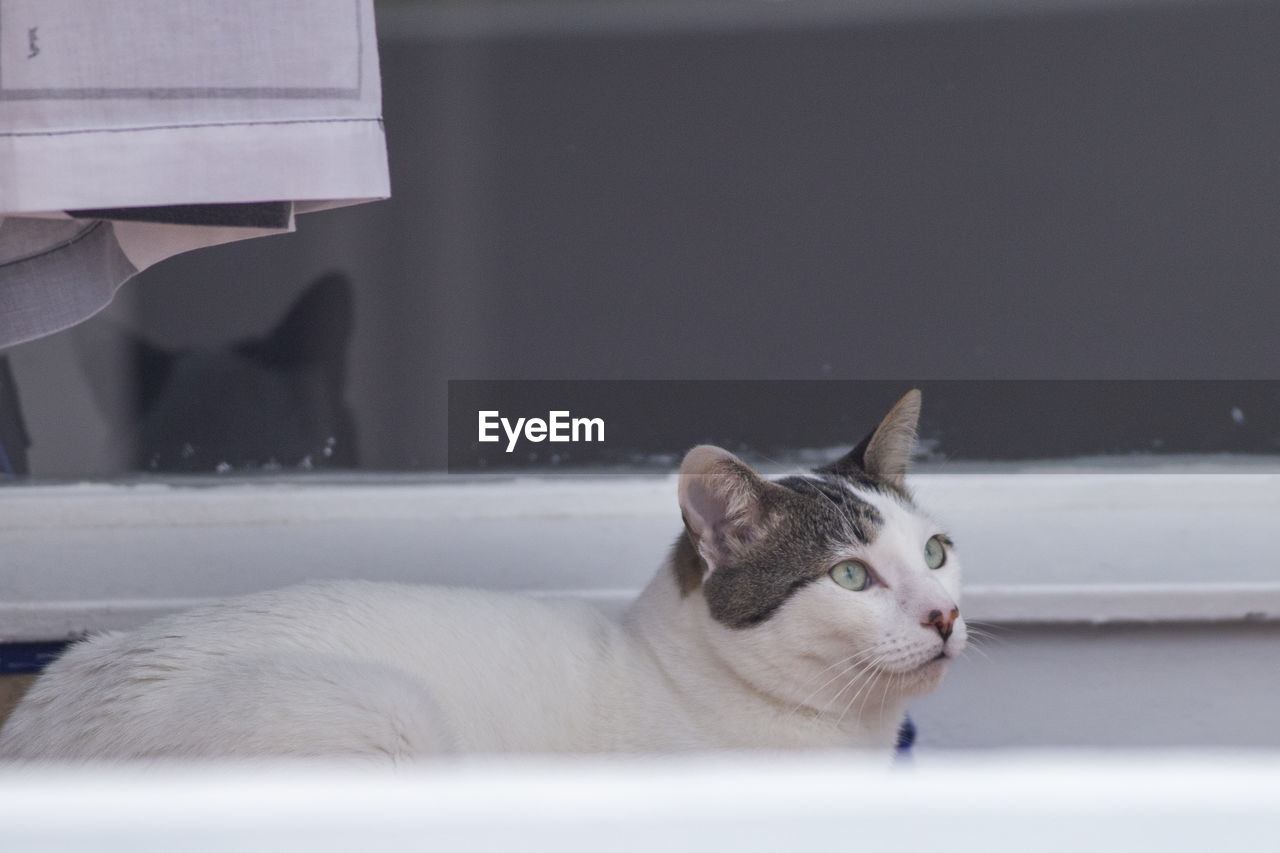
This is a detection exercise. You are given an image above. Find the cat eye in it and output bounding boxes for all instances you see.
[829,560,871,591]
[925,535,947,570]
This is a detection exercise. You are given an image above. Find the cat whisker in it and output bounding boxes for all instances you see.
[822,660,876,717]
[964,626,1000,641]
[960,626,1002,662]
[877,667,898,723]
[963,620,1008,641]
[960,640,993,663]
[835,660,886,730]
[800,647,881,686]
[785,649,881,719]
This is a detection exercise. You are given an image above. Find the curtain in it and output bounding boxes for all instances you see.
[0,0,389,349]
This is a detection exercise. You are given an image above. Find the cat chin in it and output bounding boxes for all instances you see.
[893,656,951,695]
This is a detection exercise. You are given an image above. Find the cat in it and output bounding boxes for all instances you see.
[0,390,965,760]
[75,271,358,473]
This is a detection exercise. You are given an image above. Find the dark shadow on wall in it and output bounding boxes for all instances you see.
[73,272,360,474]
[0,355,30,477]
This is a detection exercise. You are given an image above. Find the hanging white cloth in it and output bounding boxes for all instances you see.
[0,0,389,348]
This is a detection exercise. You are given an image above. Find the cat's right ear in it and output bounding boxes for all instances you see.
[678,445,774,572]
[241,271,354,369]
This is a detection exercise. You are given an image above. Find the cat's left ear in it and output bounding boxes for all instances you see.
[826,389,922,490]
[678,445,777,572]
[240,271,354,369]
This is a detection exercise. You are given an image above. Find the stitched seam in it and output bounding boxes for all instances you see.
[0,116,383,139]
[0,221,104,269]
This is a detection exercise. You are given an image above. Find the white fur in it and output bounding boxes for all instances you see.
[0,479,963,762]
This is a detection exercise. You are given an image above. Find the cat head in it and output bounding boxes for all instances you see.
[77,272,358,473]
[674,390,964,712]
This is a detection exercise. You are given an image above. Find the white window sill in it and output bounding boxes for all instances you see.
[2,464,1278,642]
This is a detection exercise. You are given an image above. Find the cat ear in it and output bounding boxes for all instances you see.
[678,445,775,571]
[238,271,353,369]
[827,389,922,490]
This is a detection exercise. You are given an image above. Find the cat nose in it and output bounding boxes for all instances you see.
[924,607,959,641]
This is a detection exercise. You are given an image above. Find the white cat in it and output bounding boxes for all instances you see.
[0,390,965,760]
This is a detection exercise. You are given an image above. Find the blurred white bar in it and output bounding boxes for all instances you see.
[0,752,1277,851]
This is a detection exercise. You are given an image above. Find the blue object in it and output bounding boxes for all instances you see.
[895,715,917,755]
[0,642,71,675]
[0,436,14,477]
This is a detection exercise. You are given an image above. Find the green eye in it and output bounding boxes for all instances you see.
[829,560,871,591]
[925,535,947,570]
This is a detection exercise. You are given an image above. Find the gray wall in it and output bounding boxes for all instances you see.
[911,623,1280,748]
[7,0,1280,475]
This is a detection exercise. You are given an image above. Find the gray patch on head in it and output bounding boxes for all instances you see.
[775,475,885,543]
[690,471,887,629]
[816,456,918,508]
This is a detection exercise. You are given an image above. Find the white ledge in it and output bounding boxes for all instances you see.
[1,468,1277,641]
[963,582,1280,625]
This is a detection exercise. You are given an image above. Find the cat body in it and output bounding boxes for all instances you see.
[0,391,965,760]
[1,585,663,757]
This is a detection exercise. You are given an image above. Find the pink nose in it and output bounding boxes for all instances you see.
[924,608,959,641]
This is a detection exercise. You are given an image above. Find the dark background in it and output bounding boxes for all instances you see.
[5,0,1280,475]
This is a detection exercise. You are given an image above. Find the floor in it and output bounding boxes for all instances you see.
[0,675,35,728]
